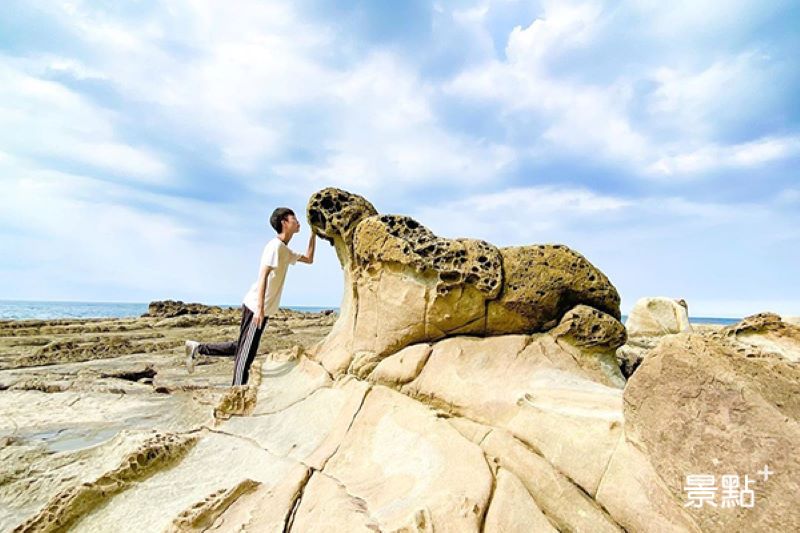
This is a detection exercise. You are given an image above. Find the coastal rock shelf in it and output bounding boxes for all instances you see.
[3,310,797,532]
[1,189,798,532]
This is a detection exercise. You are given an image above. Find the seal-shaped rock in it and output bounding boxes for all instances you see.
[306,187,624,376]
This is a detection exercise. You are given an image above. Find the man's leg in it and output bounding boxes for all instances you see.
[196,341,237,355]
[232,314,267,386]
[198,304,251,355]
[185,305,248,373]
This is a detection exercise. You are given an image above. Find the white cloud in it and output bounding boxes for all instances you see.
[627,0,789,41]
[20,0,517,189]
[647,136,800,176]
[1,0,796,316]
[270,52,515,192]
[0,60,171,183]
[19,54,109,81]
[776,188,800,205]
[647,51,778,139]
[445,2,652,168]
[505,1,603,66]
[0,157,247,301]
[411,186,631,245]
[445,1,796,178]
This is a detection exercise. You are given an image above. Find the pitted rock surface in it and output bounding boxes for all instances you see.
[307,187,624,372]
[306,187,377,248]
[720,312,800,362]
[353,214,503,297]
[552,304,627,351]
[726,312,785,335]
[13,432,198,533]
[489,244,622,334]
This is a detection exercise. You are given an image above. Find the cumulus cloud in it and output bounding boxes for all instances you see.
[18,0,515,190]
[0,156,245,301]
[647,136,800,176]
[445,0,798,177]
[0,60,170,183]
[1,0,797,314]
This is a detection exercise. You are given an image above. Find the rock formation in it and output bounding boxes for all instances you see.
[624,313,800,532]
[307,187,624,377]
[143,300,229,318]
[617,296,692,377]
[625,296,692,337]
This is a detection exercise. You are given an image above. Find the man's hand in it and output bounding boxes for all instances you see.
[254,308,265,328]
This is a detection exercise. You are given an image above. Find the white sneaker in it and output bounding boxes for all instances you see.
[184,340,200,374]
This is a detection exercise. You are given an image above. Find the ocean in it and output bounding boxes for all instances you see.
[0,300,338,321]
[0,300,741,325]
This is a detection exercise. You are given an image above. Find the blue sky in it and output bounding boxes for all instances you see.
[1,0,798,318]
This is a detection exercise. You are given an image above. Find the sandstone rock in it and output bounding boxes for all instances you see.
[551,304,627,387]
[307,187,624,375]
[449,418,622,532]
[208,463,311,532]
[625,296,692,337]
[402,334,624,496]
[724,313,800,362]
[367,342,432,386]
[251,358,332,415]
[615,343,649,379]
[214,385,259,420]
[1,430,173,531]
[69,430,300,532]
[616,297,693,378]
[143,299,228,318]
[624,333,800,531]
[595,435,701,532]
[220,377,369,470]
[551,304,627,351]
[487,244,622,334]
[306,187,378,249]
[15,432,199,532]
[288,472,382,532]
[167,478,261,532]
[317,385,494,531]
[484,467,557,533]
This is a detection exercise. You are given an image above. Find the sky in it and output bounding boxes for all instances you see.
[0,0,798,318]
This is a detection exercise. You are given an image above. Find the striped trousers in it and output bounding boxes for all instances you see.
[197,304,266,386]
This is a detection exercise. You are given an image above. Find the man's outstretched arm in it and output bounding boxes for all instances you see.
[297,233,316,264]
[254,264,272,326]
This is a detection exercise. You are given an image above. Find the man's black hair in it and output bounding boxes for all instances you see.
[270,208,295,233]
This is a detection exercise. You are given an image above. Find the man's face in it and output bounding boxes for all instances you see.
[284,214,301,234]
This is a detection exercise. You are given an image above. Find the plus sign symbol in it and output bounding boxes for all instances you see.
[758,465,773,482]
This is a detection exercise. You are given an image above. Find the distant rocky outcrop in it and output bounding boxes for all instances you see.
[625,296,692,337]
[143,300,228,318]
[617,296,692,377]
[307,187,625,377]
[723,311,800,362]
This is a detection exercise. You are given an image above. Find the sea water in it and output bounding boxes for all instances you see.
[1,301,740,324]
[0,300,338,320]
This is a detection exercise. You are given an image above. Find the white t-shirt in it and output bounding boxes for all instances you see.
[242,238,303,316]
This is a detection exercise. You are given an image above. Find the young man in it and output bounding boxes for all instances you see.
[185,207,315,385]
